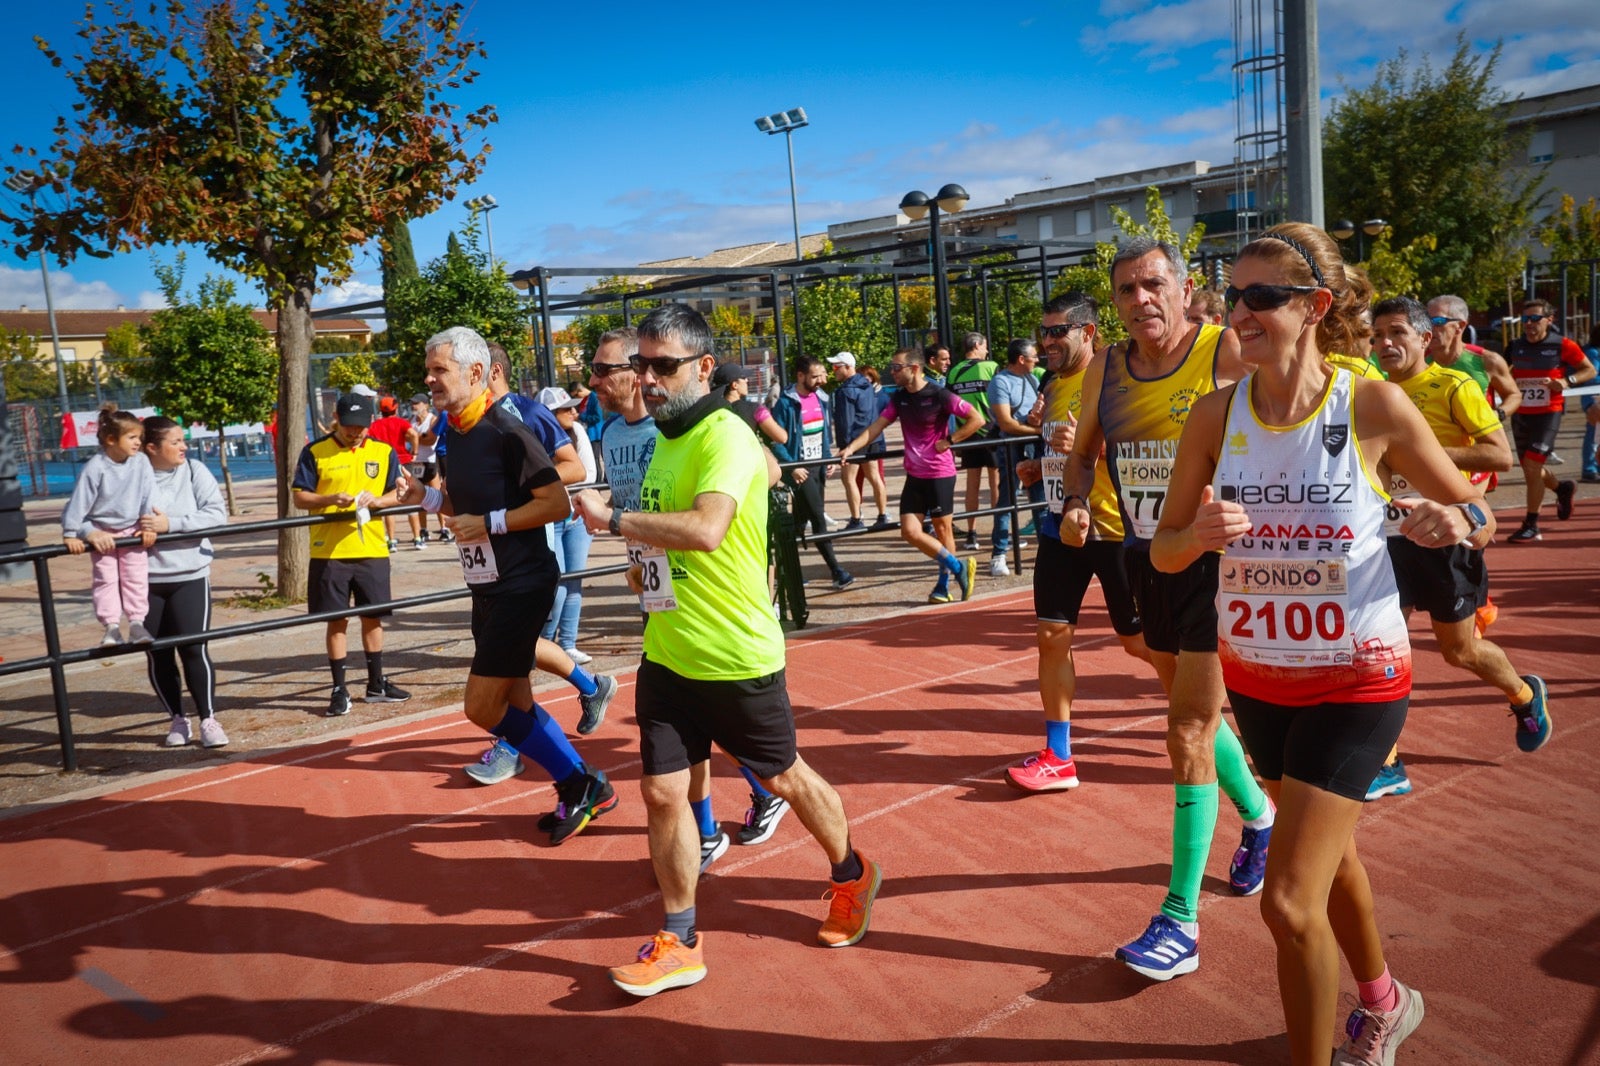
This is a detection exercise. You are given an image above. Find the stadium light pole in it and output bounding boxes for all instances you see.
[899,184,970,349]
[4,171,71,425]
[464,194,499,269]
[753,107,809,261]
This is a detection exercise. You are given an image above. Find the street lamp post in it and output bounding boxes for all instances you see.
[753,107,809,261]
[1329,217,1387,262]
[899,184,970,348]
[464,194,499,269]
[4,172,71,426]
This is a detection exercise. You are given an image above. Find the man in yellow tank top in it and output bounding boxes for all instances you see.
[1367,296,1551,800]
[1060,237,1276,980]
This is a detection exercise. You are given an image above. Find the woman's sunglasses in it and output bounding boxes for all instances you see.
[1225,283,1322,312]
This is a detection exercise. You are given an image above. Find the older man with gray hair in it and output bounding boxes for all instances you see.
[396,326,617,847]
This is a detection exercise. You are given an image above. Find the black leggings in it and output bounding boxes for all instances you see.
[787,467,842,575]
[145,577,217,719]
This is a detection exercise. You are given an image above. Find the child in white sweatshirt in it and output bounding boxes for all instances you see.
[61,408,158,646]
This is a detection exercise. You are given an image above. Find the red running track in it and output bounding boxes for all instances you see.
[1,510,1597,1065]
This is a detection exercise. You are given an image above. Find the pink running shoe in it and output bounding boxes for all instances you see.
[1006,749,1080,792]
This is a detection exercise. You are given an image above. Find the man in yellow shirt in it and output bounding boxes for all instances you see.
[1368,297,1550,799]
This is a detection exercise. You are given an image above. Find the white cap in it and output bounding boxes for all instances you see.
[536,386,582,411]
[827,351,856,369]
[349,383,378,397]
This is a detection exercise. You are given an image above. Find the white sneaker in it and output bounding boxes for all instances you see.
[100,624,124,647]
[128,621,155,644]
[164,714,191,747]
[564,647,593,665]
[464,739,525,785]
[1333,979,1424,1065]
[199,717,229,748]
[989,556,1011,578]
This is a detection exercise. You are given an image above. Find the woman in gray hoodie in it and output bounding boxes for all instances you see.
[138,416,229,748]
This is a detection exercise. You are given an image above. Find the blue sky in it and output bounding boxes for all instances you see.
[1,0,1595,317]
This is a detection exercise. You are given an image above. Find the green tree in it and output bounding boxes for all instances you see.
[1322,37,1541,307]
[140,258,277,514]
[1359,229,1439,302]
[384,234,527,394]
[5,0,493,594]
[0,325,52,402]
[1054,186,1207,343]
[569,276,657,361]
[100,321,148,386]
[325,350,378,391]
[1536,195,1600,305]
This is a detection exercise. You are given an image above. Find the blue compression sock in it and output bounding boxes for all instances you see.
[691,796,717,837]
[1046,719,1072,761]
[737,764,774,800]
[493,703,582,783]
[567,666,598,697]
[936,548,964,575]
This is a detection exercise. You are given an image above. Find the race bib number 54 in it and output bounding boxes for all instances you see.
[457,539,500,585]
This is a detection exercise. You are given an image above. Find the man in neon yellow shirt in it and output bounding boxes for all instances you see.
[573,304,881,998]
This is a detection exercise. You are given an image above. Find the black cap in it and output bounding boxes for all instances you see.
[711,362,748,388]
[409,393,430,406]
[336,393,375,427]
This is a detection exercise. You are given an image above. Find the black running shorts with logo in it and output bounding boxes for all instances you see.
[900,474,958,518]
[307,557,392,619]
[1510,411,1562,463]
[468,584,554,678]
[1125,548,1218,654]
[1034,535,1142,635]
[1228,690,1409,802]
[1387,537,1487,624]
[635,657,798,780]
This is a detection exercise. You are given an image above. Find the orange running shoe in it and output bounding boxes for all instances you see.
[817,852,882,948]
[610,931,707,997]
[1474,598,1498,638]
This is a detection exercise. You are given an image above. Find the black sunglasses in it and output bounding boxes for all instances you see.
[1225,283,1322,312]
[1038,323,1089,339]
[588,361,633,378]
[628,353,705,376]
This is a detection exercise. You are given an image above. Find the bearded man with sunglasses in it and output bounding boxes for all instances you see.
[572,304,881,997]
[1502,298,1593,541]
[1058,236,1275,981]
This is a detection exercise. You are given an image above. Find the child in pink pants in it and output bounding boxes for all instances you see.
[61,408,158,646]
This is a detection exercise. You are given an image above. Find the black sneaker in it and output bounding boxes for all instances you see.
[699,829,730,875]
[737,792,791,845]
[326,686,352,717]
[438,528,456,543]
[1507,520,1541,543]
[577,674,617,735]
[842,517,865,532]
[962,531,980,552]
[365,677,412,703]
[1556,480,1575,520]
[870,514,895,532]
[546,769,618,845]
[832,569,855,591]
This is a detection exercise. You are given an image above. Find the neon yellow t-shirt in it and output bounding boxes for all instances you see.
[1391,361,1501,475]
[640,405,786,680]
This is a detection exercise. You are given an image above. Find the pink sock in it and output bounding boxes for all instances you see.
[1357,966,1399,1014]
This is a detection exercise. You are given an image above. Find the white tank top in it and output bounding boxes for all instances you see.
[1213,369,1411,705]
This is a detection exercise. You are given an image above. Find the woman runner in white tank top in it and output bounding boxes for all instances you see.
[1149,224,1495,1066]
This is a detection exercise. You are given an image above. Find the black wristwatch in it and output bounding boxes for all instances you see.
[1455,501,1487,541]
[609,507,625,537]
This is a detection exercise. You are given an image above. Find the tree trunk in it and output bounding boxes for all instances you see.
[217,434,237,516]
[274,277,316,599]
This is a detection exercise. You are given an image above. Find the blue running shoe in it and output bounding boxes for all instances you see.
[1116,914,1199,981]
[464,739,525,785]
[1365,760,1413,801]
[1229,823,1271,896]
[1513,675,1553,752]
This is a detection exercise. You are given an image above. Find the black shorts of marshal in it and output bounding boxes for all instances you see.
[307,557,392,619]
[468,583,556,678]
[1387,537,1487,624]
[635,656,798,781]
[899,474,957,519]
[1229,689,1409,802]
[1034,534,1142,635]
[1124,547,1218,654]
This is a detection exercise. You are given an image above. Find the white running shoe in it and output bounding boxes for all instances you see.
[164,714,191,747]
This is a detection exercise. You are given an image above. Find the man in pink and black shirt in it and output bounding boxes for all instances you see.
[838,346,987,604]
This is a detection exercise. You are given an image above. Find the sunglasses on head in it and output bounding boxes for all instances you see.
[588,361,633,377]
[1038,323,1089,339]
[1225,283,1322,312]
[627,353,704,376]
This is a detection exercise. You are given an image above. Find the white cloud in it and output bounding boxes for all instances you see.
[0,262,137,309]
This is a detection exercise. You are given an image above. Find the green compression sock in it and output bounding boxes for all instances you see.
[1215,725,1271,825]
[1160,782,1219,924]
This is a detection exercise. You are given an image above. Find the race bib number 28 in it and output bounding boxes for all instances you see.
[635,543,678,613]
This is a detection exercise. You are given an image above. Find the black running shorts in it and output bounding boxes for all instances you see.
[1034,535,1142,635]
[1229,690,1409,802]
[1125,548,1218,654]
[900,474,957,519]
[635,657,798,780]
[468,585,554,678]
[307,557,392,619]
[1510,411,1561,464]
[1387,538,1487,624]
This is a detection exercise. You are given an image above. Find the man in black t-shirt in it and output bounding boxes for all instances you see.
[396,325,615,846]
